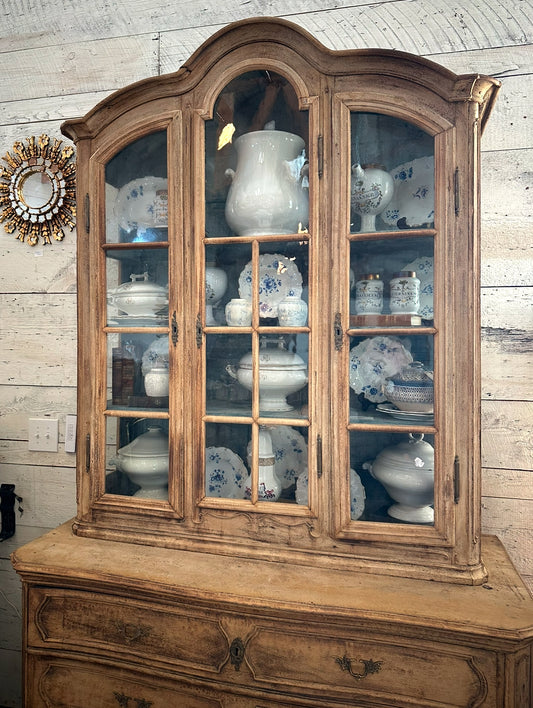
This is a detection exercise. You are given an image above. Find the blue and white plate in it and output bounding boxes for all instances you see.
[238,253,302,318]
[115,176,168,233]
[295,467,365,519]
[382,156,434,228]
[205,446,247,498]
[349,336,413,403]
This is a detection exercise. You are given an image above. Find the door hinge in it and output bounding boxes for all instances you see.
[196,313,203,348]
[84,193,90,233]
[454,168,460,216]
[317,134,324,179]
[454,455,460,503]
[317,434,323,478]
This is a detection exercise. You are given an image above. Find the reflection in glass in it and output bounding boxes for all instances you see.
[106,248,168,326]
[352,431,435,525]
[205,71,309,238]
[106,417,169,500]
[105,131,168,243]
[350,113,434,233]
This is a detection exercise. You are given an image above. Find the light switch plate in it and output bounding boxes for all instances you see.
[65,414,77,453]
[28,417,58,452]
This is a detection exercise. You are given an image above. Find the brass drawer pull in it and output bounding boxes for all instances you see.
[113,692,152,708]
[112,620,151,644]
[336,654,382,680]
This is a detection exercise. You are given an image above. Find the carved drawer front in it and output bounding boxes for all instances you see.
[244,624,499,707]
[28,655,224,708]
[29,588,229,674]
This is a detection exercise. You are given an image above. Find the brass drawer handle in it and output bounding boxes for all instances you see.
[112,620,151,644]
[336,654,383,680]
[114,692,152,707]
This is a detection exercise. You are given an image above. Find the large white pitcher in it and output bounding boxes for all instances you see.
[225,130,308,236]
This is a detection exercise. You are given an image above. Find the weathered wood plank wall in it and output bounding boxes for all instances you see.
[1,1,531,704]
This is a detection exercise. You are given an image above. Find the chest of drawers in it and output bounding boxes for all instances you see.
[12,523,533,707]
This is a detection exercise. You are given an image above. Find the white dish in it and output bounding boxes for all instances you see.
[205,447,247,498]
[402,255,434,319]
[248,426,307,490]
[238,253,303,318]
[115,176,168,233]
[376,402,434,423]
[382,156,434,228]
[349,336,413,403]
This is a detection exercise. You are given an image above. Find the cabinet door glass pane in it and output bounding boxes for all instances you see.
[105,417,169,500]
[105,130,168,243]
[203,70,311,508]
[350,113,434,233]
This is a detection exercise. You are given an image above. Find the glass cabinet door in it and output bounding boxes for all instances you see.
[337,109,441,534]
[200,71,312,510]
[102,130,171,502]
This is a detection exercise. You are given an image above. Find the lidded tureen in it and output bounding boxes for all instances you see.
[383,361,434,413]
[115,425,169,498]
[107,272,168,317]
[363,433,434,523]
[226,337,308,411]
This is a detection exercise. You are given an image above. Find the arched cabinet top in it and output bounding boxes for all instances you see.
[61,17,500,142]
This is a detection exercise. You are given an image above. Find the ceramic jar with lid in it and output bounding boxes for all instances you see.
[107,272,168,317]
[390,271,420,314]
[384,362,434,413]
[363,433,434,523]
[225,298,252,326]
[355,274,383,314]
[277,295,308,326]
[226,337,308,411]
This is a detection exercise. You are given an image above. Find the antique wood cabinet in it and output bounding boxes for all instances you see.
[12,17,533,707]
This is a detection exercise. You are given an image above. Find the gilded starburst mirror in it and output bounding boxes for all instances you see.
[0,134,76,246]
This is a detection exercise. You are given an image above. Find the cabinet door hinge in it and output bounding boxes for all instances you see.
[317,134,324,178]
[454,455,460,503]
[454,168,460,216]
[85,433,91,474]
[84,193,90,233]
[316,434,323,478]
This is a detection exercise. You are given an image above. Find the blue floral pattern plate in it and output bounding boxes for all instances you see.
[115,176,168,233]
[349,336,413,403]
[205,446,247,498]
[296,468,365,519]
[238,253,303,318]
[382,156,434,228]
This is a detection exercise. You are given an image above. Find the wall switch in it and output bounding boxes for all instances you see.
[65,414,77,453]
[28,417,59,452]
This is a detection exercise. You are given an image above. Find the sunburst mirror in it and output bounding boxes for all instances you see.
[0,134,76,246]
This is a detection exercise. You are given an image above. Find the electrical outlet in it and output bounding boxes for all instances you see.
[28,417,58,452]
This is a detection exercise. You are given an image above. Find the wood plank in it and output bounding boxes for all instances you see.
[482,467,533,500]
[481,222,532,287]
[481,500,533,582]
[0,294,77,387]
[481,286,533,400]
[0,464,76,528]
[481,400,533,470]
[0,34,159,102]
[479,73,533,152]
[0,90,113,127]
[428,44,533,79]
[0,232,77,294]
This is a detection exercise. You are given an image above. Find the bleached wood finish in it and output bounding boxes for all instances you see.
[12,523,533,707]
[1,2,532,705]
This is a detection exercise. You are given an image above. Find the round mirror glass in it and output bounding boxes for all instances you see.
[20,171,54,208]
